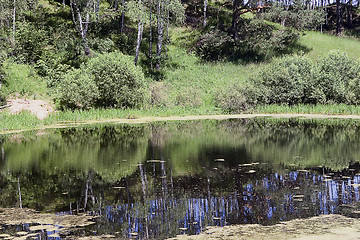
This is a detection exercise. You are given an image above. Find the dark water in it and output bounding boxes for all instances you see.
[2,118,360,239]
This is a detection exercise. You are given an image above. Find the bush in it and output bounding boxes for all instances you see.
[215,83,259,113]
[263,5,325,31]
[57,69,99,110]
[196,30,233,61]
[252,55,317,105]
[57,52,147,109]
[251,51,360,106]
[196,18,299,61]
[316,51,360,104]
[86,52,147,108]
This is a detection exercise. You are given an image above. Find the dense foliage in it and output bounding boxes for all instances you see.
[249,52,360,107]
[57,52,147,109]
[0,0,359,113]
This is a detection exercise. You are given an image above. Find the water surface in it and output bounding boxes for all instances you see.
[1,118,360,239]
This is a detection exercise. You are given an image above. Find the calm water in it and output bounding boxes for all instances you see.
[2,118,360,239]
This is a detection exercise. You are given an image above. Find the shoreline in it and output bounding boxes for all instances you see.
[3,113,360,135]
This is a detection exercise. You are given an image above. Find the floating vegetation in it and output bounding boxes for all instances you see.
[215,158,225,162]
[239,163,253,167]
[147,160,162,163]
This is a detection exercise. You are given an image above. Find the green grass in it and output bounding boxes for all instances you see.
[1,60,48,98]
[0,111,42,131]
[255,104,360,115]
[163,45,260,108]
[4,103,360,133]
[0,106,222,132]
[300,31,360,60]
[3,28,360,133]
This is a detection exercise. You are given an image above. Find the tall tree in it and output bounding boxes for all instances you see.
[156,0,164,70]
[121,0,125,33]
[127,0,147,65]
[149,0,153,68]
[12,0,16,46]
[70,0,92,55]
[155,0,184,70]
[204,0,208,27]
[231,0,242,39]
[336,0,342,36]
[346,0,353,28]
[134,5,144,65]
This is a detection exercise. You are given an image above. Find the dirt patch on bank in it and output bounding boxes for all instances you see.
[167,214,360,240]
[2,98,54,120]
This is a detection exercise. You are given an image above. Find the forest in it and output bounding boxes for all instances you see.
[1,0,360,124]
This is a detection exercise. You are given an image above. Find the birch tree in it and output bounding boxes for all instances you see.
[127,0,147,65]
[155,0,184,70]
[204,0,208,27]
[70,0,93,55]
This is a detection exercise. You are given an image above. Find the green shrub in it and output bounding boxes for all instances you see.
[57,52,147,109]
[86,52,147,108]
[316,51,360,104]
[263,5,325,31]
[215,83,259,113]
[196,30,233,61]
[196,18,299,61]
[57,69,99,110]
[252,55,317,105]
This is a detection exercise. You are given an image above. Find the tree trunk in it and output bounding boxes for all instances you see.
[204,0,208,27]
[231,0,240,39]
[336,0,342,36]
[12,0,16,46]
[166,9,169,43]
[134,19,144,65]
[121,0,125,33]
[63,0,66,9]
[95,0,100,22]
[70,0,91,55]
[347,0,353,28]
[320,0,324,33]
[156,0,164,70]
[149,0,153,68]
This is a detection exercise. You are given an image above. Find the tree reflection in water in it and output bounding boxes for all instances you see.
[1,119,360,239]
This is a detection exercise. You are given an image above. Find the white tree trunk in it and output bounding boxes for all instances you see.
[204,0,207,27]
[134,20,144,65]
[156,0,164,70]
[12,0,16,46]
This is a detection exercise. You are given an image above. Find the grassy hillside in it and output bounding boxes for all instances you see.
[2,26,360,131]
[300,31,360,60]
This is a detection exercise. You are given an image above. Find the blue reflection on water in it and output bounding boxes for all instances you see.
[95,170,360,239]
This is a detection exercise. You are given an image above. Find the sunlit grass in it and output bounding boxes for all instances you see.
[0,111,42,131]
[300,31,360,60]
[255,104,360,115]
